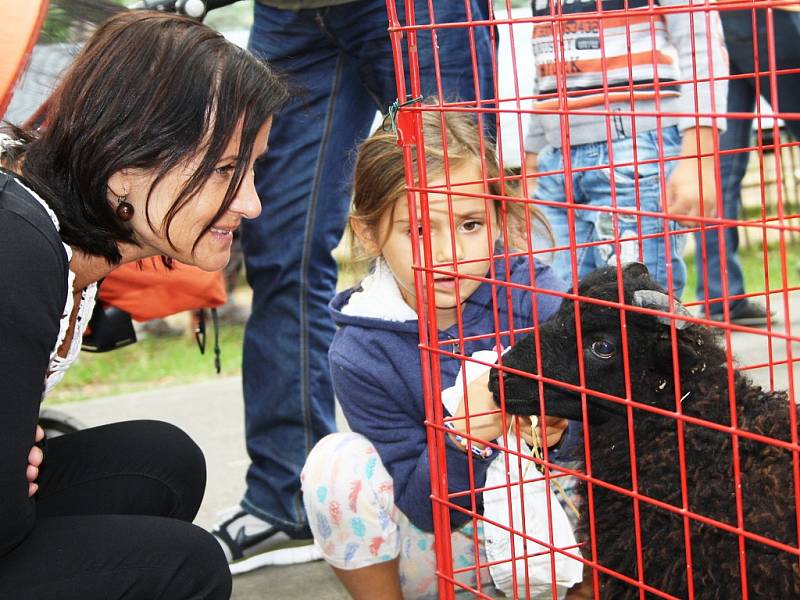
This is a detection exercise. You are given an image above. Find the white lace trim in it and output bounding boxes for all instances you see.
[14,180,97,397]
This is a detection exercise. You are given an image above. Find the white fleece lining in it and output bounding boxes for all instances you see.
[341,259,418,322]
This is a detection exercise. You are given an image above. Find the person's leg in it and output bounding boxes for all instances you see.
[234,0,497,569]
[347,0,495,125]
[694,70,753,315]
[233,3,399,566]
[581,126,685,296]
[695,79,755,315]
[0,420,230,600]
[302,432,489,600]
[302,432,406,600]
[35,420,206,522]
[696,10,800,322]
[729,9,800,142]
[0,515,230,600]
[239,6,368,526]
[535,144,602,288]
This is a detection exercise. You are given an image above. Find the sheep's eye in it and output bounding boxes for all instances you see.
[590,340,616,359]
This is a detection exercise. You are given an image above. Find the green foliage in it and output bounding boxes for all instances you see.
[44,323,244,405]
[39,0,127,44]
[203,0,255,31]
[684,239,800,303]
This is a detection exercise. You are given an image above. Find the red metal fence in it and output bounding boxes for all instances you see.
[386,0,800,597]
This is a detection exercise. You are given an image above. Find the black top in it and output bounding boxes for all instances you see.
[0,169,68,556]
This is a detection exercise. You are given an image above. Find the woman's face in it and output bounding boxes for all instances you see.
[116,118,272,272]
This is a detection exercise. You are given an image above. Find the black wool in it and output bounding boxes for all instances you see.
[489,263,800,599]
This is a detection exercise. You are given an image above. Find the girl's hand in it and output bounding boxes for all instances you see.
[27,425,44,497]
[448,368,569,453]
[514,416,568,449]
[449,369,505,449]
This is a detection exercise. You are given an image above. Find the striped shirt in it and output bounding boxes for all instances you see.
[526,0,729,150]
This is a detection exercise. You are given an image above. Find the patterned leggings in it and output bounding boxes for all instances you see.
[301,432,493,599]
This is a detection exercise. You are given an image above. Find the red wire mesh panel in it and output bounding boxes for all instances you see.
[385,0,800,598]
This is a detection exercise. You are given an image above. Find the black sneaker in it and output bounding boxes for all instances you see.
[708,300,776,327]
[211,507,322,575]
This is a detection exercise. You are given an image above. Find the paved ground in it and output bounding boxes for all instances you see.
[52,375,349,600]
[47,291,798,599]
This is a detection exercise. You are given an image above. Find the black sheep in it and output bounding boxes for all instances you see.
[488,263,800,599]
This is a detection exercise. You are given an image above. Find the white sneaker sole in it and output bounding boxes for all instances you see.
[229,543,323,575]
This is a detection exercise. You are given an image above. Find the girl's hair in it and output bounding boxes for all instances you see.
[350,108,550,259]
[2,10,289,264]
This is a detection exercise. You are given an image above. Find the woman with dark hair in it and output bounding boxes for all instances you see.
[0,10,288,599]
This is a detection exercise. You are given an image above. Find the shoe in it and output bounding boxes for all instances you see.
[707,300,775,327]
[211,507,322,575]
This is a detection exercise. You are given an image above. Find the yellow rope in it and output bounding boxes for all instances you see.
[526,416,582,522]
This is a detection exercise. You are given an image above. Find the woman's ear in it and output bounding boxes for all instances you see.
[107,169,131,201]
[350,216,380,255]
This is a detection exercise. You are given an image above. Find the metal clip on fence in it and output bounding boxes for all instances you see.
[383,95,423,146]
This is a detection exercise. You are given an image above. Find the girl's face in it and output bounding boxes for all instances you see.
[377,162,500,330]
[115,118,271,272]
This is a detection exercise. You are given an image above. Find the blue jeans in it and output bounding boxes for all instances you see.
[241,0,494,533]
[536,126,686,297]
[694,9,800,314]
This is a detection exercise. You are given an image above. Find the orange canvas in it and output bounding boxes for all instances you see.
[0,1,49,116]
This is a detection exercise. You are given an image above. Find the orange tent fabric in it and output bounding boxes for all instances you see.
[0,1,49,116]
[98,261,227,322]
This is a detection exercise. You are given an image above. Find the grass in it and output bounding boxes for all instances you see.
[683,239,800,305]
[45,323,245,405]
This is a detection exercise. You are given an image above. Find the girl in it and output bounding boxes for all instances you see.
[302,109,582,599]
[0,11,287,599]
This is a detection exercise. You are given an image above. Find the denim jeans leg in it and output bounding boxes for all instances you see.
[721,10,800,141]
[534,146,595,286]
[696,10,800,314]
[579,127,685,296]
[355,0,495,134]
[242,6,375,532]
[241,0,496,532]
[695,75,751,314]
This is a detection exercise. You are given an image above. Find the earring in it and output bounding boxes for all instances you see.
[115,195,135,222]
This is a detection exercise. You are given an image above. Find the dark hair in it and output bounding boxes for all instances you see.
[2,10,289,263]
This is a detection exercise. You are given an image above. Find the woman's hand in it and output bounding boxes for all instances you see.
[27,425,44,497]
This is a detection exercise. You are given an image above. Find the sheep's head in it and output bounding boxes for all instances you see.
[488,263,724,424]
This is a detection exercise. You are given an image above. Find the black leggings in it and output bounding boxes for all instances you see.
[0,420,231,600]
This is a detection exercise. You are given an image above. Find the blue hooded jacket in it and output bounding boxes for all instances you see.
[328,255,574,532]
